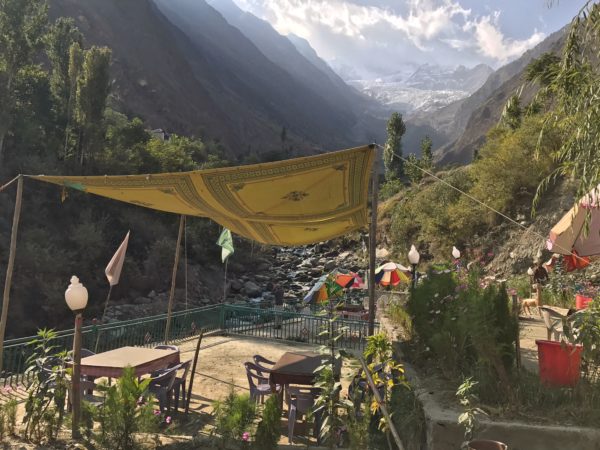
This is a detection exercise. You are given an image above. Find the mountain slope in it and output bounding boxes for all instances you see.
[207,0,364,114]
[49,0,379,157]
[153,0,371,151]
[49,0,237,149]
[407,28,567,164]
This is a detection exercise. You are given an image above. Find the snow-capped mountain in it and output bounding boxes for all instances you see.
[347,63,493,114]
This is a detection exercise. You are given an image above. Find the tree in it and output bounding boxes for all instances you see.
[420,135,433,170]
[532,1,600,212]
[46,17,82,116]
[404,153,422,184]
[0,0,48,166]
[73,45,111,165]
[383,112,406,180]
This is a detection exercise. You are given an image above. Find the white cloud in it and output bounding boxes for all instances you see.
[465,12,545,63]
[233,0,549,74]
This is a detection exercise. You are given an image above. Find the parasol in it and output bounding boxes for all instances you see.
[374,262,411,286]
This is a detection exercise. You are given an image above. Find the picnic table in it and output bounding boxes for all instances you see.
[78,346,180,378]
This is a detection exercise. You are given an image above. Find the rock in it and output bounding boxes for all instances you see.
[244,281,262,298]
[148,290,157,298]
[134,297,152,305]
[257,262,271,272]
[230,279,243,292]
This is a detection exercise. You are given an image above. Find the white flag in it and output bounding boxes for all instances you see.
[105,231,130,286]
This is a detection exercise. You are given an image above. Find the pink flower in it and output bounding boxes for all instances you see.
[166,416,172,424]
[242,432,250,442]
[153,410,161,416]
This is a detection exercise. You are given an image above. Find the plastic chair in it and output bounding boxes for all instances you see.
[68,380,103,411]
[539,307,565,341]
[285,386,323,444]
[244,362,280,404]
[154,344,179,352]
[172,360,192,411]
[149,364,179,412]
[253,354,275,374]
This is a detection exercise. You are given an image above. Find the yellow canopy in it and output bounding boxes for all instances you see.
[31,145,375,246]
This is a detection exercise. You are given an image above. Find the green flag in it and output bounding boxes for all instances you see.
[217,228,234,263]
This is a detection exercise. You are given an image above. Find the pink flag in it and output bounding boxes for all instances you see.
[105,231,130,286]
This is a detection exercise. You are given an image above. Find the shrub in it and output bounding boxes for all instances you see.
[94,366,158,450]
[407,270,517,400]
[212,388,256,447]
[253,395,281,450]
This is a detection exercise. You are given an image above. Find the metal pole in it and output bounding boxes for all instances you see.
[0,175,23,375]
[223,258,228,303]
[165,215,185,343]
[368,145,379,336]
[72,312,83,439]
[94,284,113,352]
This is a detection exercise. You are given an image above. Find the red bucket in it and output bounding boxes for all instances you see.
[536,340,583,387]
[575,294,593,310]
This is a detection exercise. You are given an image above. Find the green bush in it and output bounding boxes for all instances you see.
[407,270,517,400]
[253,395,281,450]
[212,388,256,447]
[379,177,403,201]
[94,366,158,450]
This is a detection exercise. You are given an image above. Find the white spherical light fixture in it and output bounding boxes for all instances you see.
[408,245,420,265]
[65,276,88,312]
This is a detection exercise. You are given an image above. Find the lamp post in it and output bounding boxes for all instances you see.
[452,246,461,271]
[65,276,88,440]
[408,245,420,290]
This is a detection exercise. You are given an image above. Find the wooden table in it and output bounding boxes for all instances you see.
[78,346,180,378]
[269,351,341,387]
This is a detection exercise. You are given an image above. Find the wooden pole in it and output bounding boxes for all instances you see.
[359,356,405,450]
[71,312,83,439]
[368,145,379,336]
[512,293,521,370]
[185,331,204,415]
[0,175,23,375]
[164,215,185,343]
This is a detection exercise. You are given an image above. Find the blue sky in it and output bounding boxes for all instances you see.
[230,0,583,77]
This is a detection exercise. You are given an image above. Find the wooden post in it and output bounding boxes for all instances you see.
[185,331,204,415]
[359,356,405,450]
[0,175,23,375]
[71,313,83,439]
[368,145,379,336]
[164,215,185,343]
[512,293,521,370]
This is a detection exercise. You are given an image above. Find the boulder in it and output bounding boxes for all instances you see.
[244,281,262,298]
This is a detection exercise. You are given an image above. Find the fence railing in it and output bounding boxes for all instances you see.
[1,305,221,387]
[222,304,378,349]
[0,303,378,387]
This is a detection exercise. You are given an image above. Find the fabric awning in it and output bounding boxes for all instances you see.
[31,145,374,246]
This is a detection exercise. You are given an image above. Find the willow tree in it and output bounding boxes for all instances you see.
[532,1,600,209]
[0,0,48,166]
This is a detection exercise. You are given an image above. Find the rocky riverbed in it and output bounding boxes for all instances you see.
[102,242,368,322]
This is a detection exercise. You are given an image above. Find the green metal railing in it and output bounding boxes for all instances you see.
[0,303,377,387]
[221,304,378,349]
[0,305,220,387]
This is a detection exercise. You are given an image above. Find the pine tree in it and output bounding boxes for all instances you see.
[383,112,406,180]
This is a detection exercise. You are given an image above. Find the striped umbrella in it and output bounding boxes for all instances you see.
[374,262,411,286]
